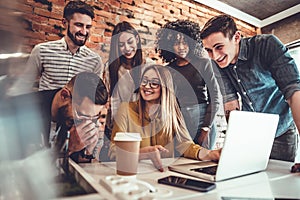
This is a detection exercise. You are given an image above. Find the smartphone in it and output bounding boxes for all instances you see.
[157,175,216,192]
[222,197,300,200]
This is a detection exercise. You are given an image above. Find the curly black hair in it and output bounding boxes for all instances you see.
[155,19,202,63]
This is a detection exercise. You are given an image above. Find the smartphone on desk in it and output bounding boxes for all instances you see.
[222,197,300,200]
[158,175,216,192]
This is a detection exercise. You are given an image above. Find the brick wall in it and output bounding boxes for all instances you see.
[1,0,257,64]
[1,0,258,149]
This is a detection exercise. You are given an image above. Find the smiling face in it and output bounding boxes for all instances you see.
[173,34,189,59]
[65,13,92,47]
[118,32,139,60]
[202,32,241,68]
[140,69,161,104]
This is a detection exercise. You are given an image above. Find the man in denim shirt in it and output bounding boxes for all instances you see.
[200,15,300,172]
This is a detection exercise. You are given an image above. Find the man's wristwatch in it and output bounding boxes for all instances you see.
[81,148,95,160]
[201,127,211,132]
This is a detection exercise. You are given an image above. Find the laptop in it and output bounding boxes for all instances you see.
[169,110,279,182]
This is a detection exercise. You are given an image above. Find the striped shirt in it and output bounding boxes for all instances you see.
[27,38,103,90]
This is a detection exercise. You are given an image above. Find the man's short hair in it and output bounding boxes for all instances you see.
[68,72,108,105]
[200,14,237,40]
[63,1,95,21]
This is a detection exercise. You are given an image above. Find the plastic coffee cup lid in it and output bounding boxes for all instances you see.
[114,132,142,141]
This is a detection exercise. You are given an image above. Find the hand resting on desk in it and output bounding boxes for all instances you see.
[291,163,300,173]
[139,145,169,172]
[198,148,222,161]
[139,145,222,172]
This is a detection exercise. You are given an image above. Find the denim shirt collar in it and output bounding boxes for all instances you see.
[237,38,249,62]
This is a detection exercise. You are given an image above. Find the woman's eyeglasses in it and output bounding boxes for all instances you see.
[140,78,161,89]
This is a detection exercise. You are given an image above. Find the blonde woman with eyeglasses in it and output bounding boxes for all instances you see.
[109,64,221,171]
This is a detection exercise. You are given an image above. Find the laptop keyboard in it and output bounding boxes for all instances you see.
[191,166,218,175]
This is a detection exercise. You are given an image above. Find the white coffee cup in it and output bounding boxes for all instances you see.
[113,132,142,176]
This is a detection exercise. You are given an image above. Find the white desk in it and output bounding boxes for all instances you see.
[78,158,300,200]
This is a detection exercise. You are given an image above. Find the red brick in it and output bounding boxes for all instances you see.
[134,13,144,20]
[169,5,181,15]
[119,15,130,22]
[50,11,62,20]
[51,0,65,6]
[197,5,214,15]
[121,0,133,4]
[133,0,143,4]
[121,4,143,14]
[152,18,166,26]
[109,0,121,8]
[126,18,141,26]
[139,3,153,11]
[96,10,116,19]
[48,18,62,26]
[104,30,112,37]
[34,7,52,18]
[46,34,61,41]
[25,13,49,24]
[153,5,166,14]
[144,10,162,20]
[94,22,110,30]
[0,0,257,60]
[161,14,174,21]
[182,0,196,8]
[93,27,105,35]
[171,0,182,3]
[95,15,104,22]
[90,35,104,43]
[181,9,190,16]
[144,0,153,5]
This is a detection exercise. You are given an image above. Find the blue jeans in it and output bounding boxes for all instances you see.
[270,124,299,162]
[181,104,217,150]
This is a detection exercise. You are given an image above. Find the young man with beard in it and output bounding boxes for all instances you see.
[8,1,103,94]
[7,1,105,155]
[2,72,108,162]
[200,15,300,172]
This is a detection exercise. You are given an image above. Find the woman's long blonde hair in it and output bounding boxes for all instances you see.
[138,64,188,142]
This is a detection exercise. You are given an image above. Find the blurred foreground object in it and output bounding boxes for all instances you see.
[0,1,58,198]
[0,96,57,199]
[0,150,57,199]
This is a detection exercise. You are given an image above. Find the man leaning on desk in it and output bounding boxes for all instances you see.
[1,72,108,163]
[200,14,300,173]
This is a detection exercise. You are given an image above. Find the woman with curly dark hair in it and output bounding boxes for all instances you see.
[155,19,221,149]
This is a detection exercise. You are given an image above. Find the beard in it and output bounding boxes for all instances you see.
[54,104,74,153]
[56,104,74,130]
[67,25,88,47]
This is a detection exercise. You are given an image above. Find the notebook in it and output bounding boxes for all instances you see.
[169,110,279,182]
